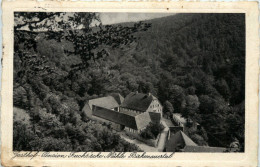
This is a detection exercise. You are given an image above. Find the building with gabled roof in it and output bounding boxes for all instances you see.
[110,93,124,105]
[83,92,162,134]
[166,130,227,152]
[166,130,197,152]
[92,105,151,133]
[120,92,163,116]
[148,112,161,124]
[88,96,119,110]
[82,95,122,117]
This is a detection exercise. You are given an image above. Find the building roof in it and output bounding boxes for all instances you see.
[169,126,184,134]
[149,112,161,124]
[135,112,152,130]
[92,105,151,130]
[163,118,175,127]
[120,109,139,116]
[166,130,197,152]
[121,92,158,112]
[88,96,119,110]
[181,131,198,146]
[182,145,226,152]
[109,93,124,105]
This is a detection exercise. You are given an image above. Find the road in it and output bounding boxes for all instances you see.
[157,120,169,152]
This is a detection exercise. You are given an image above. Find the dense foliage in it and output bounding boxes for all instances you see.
[163,101,174,118]
[13,12,147,152]
[140,122,164,140]
[14,13,245,151]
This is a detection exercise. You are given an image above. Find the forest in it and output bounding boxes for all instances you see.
[13,13,245,151]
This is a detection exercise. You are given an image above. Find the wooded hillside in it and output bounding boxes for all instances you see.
[14,13,245,151]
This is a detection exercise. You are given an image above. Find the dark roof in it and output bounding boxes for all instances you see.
[169,126,184,134]
[166,130,197,152]
[183,145,226,152]
[149,112,161,124]
[120,109,138,116]
[121,92,157,112]
[88,96,119,110]
[92,105,151,130]
[109,93,124,105]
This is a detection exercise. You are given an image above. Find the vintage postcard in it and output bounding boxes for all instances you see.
[1,1,259,166]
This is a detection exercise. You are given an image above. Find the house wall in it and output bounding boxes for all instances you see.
[119,98,163,117]
[111,124,124,131]
[82,103,92,118]
[91,115,123,131]
[146,99,163,116]
[92,115,112,123]
[125,127,139,133]
[169,126,184,134]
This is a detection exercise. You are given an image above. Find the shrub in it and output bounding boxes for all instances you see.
[140,122,164,139]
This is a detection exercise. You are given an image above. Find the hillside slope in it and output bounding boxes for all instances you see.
[14,13,245,150]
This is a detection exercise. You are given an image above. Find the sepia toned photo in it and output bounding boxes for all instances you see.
[13,12,245,153]
[1,1,258,167]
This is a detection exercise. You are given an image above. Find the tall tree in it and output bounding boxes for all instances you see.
[168,85,186,113]
[163,100,174,118]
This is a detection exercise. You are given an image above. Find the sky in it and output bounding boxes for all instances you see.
[16,12,175,31]
[99,13,175,25]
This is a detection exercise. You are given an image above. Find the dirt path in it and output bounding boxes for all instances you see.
[157,120,169,152]
[119,119,171,152]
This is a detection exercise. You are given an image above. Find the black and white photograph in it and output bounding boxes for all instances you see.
[13,12,245,153]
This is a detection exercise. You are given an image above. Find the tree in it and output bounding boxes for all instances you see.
[14,12,99,31]
[168,85,186,113]
[215,78,231,101]
[199,95,214,114]
[13,86,28,109]
[163,101,174,118]
[185,95,200,108]
[13,13,245,151]
[186,86,196,95]
[14,12,150,78]
[13,108,36,151]
[140,129,155,139]
[182,95,200,121]
[137,81,154,94]
[140,122,164,139]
